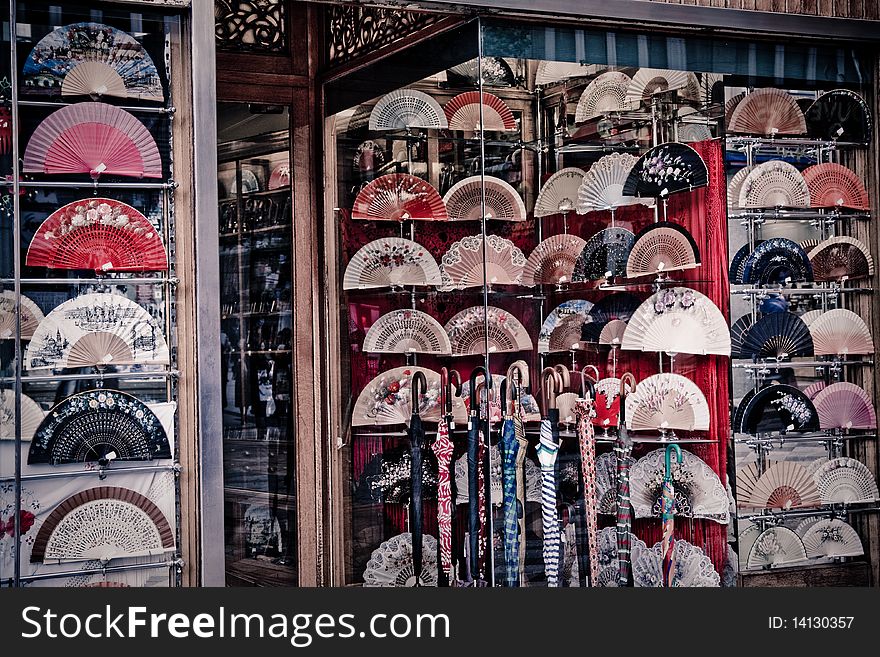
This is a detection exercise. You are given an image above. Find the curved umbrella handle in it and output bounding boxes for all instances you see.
[541,367,561,413]
[578,368,597,401]
[554,364,571,391]
[618,372,637,428]
[664,444,683,482]
[411,371,428,418]
[440,367,448,415]
[508,359,530,388]
[468,366,490,412]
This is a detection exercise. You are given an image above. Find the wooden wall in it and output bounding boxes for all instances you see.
[640,0,879,20]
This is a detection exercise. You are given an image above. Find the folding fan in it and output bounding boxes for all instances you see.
[808,236,874,281]
[590,292,642,325]
[727,166,754,210]
[521,234,587,286]
[23,102,162,178]
[727,88,807,136]
[599,319,628,346]
[537,299,594,354]
[26,198,167,272]
[724,92,746,128]
[446,57,515,87]
[808,309,874,356]
[699,72,724,106]
[814,457,879,504]
[802,519,864,559]
[802,163,869,210]
[362,309,451,355]
[354,140,385,173]
[0,291,44,340]
[352,366,442,426]
[444,305,532,356]
[574,71,637,123]
[622,287,730,356]
[621,142,709,198]
[576,152,652,214]
[535,61,595,87]
[595,527,649,587]
[0,389,44,441]
[454,444,503,505]
[443,91,517,132]
[534,168,585,217]
[633,540,720,587]
[368,89,448,130]
[736,312,814,360]
[595,452,625,513]
[23,23,164,101]
[729,242,763,285]
[739,160,810,209]
[24,293,170,370]
[740,238,813,285]
[729,315,754,358]
[624,69,700,106]
[625,221,701,278]
[738,384,819,434]
[352,173,447,222]
[803,379,826,400]
[677,107,713,143]
[439,234,526,289]
[580,318,606,344]
[442,175,526,221]
[737,461,820,510]
[592,377,631,432]
[733,462,762,508]
[746,526,807,569]
[343,237,442,289]
[805,89,873,143]
[571,227,635,281]
[268,163,290,190]
[624,373,711,432]
[813,382,876,430]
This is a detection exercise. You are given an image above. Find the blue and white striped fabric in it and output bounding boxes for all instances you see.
[500,417,520,587]
[536,418,561,587]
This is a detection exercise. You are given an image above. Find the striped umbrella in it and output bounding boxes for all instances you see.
[408,371,428,586]
[466,367,490,586]
[615,373,637,588]
[537,366,569,587]
[574,366,599,586]
[432,368,460,586]
[662,444,683,588]
[499,362,528,587]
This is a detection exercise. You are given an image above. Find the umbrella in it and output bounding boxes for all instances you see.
[661,443,683,588]
[499,362,528,587]
[574,366,600,587]
[615,372,637,587]
[466,366,490,586]
[478,376,495,585]
[432,368,461,586]
[537,365,569,587]
[509,361,531,584]
[409,371,428,586]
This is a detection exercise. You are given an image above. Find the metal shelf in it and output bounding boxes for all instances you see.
[732,359,873,370]
[733,284,872,296]
[726,135,867,149]
[9,558,183,585]
[14,99,174,115]
[738,502,880,524]
[1,370,179,384]
[0,463,181,484]
[733,432,876,445]
[729,209,870,222]
[2,277,176,286]
[16,180,176,189]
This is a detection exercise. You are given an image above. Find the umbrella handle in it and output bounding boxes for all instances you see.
[468,366,491,410]
[507,360,530,388]
[440,367,448,414]
[411,371,428,418]
[554,364,570,390]
[618,372,637,428]
[578,367,597,401]
[664,444,683,482]
[540,367,559,413]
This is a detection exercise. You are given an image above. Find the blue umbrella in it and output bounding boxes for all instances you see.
[615,372,637,587]
[499,361,528,587]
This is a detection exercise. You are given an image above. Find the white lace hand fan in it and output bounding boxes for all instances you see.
[624,373,711,432]
[343,237,442,289]
[362,309,451,355]
[576,152,651,214]
[632,540,720,587]
[369,89,448,130]
[439,234,526,289]
[808,308,874,356]
[522,234,587,286]
[363,533,438,587]
[0,291,44,340]
[0,389,45,441]
[534,168,585,217]
[442,175,526,221]
[595,526,647,586]
[444,305,532,356]
[814,457,879,504]
[574,71,637,122]
[352,366,441,427]
[537,299,593,354]
[595,451,624,514]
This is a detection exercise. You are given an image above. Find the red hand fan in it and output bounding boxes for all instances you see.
[352,173,447,222]
[443,91,517,132]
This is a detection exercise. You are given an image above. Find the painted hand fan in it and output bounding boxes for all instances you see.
[802,519,863,559]
[362,309,451,355]
[593,377,631,431]
[808,308,874,356]
[741,238,813,285]
[23,23,164,101]
[729,241,764,285]
[537,299,593,354]
[625,221,701,278]
[439,234,525,289]
[574,71,637,123]
[729,315,754,358]
[576,152,652,214]
[622,142,709,198]
[677,107,713,143]
[25,293,169,370]
[629,448,729,523]
[354,140,385,173]
[0,389,44,441]
[746,526,807,569]
[739,160,810,208]
[442,175,526,221]
[595,526,647,586]
[738,384,819,434]
[805,89,873,143]
[803,379,826,400]
[622,287,730,356]
[624,69,700,105]
[455,444,502,505]
[727,165,754,210]
[0,291,44,340]
[535,61,595,86]
[268,163,290,190]
[352,366,441,427]
[736,312,813,360]
[624,373,710,432]
[444,306,532,356]
[23,102,162,178]
[599,319,627,346]
[589,292,641,324]
[522,234,587,286]
[728,88,806,136]
[808,236,874,282]
[595,452,625,513]
[737,461,820,510]
[571,227,635,281]
[534,168,585,217]
[343,237,442,289]
[352,173,447,222]
[813,382,876,430]
[26,198,167,272]
[369,89,448,130]
[446,57,515,87]
[814,457,879,504]
[635,540,720,587]
[362,444,438,503]
[443,91,517,131]
[802,163,869,210]
[363,532,438,587]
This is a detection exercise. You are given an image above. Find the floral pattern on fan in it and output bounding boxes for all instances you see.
[363,533,438,587]
[352,366,441,426]
[0,291,44,340]
[632,540,720,587]
[0,482,40,562]
[343,237,442,290]
[622,142,709,198]
[351,174,447,222]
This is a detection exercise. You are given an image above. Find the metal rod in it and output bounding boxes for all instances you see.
[10,558,184,585]
[1,370,180,384]
[3,277,178,286]
[10,0,22,589]
[1,463,181,484]
[15,99,174,115]
[732,360,874,369]
[735,286,872,296]
[16,180,176,189]
[739,505,880,523]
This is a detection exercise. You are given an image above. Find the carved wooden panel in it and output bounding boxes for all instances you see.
[215,0,287,52]
[643,0,874,18]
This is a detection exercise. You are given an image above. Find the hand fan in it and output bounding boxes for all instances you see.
[741,237,813,285]
[727,165,754,210]
[352,366,441,426]
[343,237,442,289]
[571,227,635,281]
[732,387,757,435]
[622,286,731,356]
[268,163,290,190]
[624,69,700,105]
[25,293,170,370]
[799,308,823,327]
[808,236,874,282]
[802,163,869,210]
[746,526,807,569]
[599,319,628,346]
[442,175,526,221]
[699,72,724,106]
[535,61,595,86]
[454,444,502,505]
[28,389,170,464]
[737,312,814,360]
[369,89,448,130]
[0,291,45,340]
[738,384,819,434]
[590,292,642,324]
[26,198,167,272]
[354,140,385,173]
[634,540,720,587]
[803,379,826,400]
[738,160,810,208]
[804,89,873,143]
[534,167,585,217]
[0,389,44,441]
[595,526,647,586]
[574,71,637,122]
[444,305,532,356]
[802,519,864,559]
[677,107,713,143]
[729,315,754,358]
[808,308,874,356]
[595,452,624,513]
[336,103,372,134]
[23,102,162,178]
[724,92,746,128]
[521,234,587,286]
[361,445,438,503]
[443,91,517,132]
[737,460,820,510]
[624,373,710,432]
[813,382,876,430]
[592,377,632,431]
[362,309,451,355]
[22,23,164,101]
[30,485,175,563]
[352,173,447,222]
[439,234,526,289]
[363,532,438,587]
[727,88,806,136]
[629,448,729,523]
[537,299,594,353]
[622,142,709,198]
[576,152,652,214]
[625,221,701,278]
[446,57,515,87]
[238,168,259,194]
[729,242,762,286]
[734,462,763,509]
[814,457,879,504]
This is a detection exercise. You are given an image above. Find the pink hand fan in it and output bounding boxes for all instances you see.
[268,163,290,190]
[352,173,447,222]
[813,382,876,430]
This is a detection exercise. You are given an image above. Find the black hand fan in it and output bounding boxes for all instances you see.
[738,312,814,360]
[729,315,754,359]
[581,319,607,344]
[741,238,813,285]
[361,445,439,504]
[805,90,873,143]
[572,227,635,282]
[622,142,709,198]
[732,387,757,434]
[589,292,642,324]
[740,384,819,434]
[729,241,763,284]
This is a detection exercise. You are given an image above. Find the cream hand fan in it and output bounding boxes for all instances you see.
[814,457,879,504]
[624,373,711,432]
[576,152,652,214]
[807,236,874,282]
[537,299,593,354]
[724,92,746,127]
[343,237,442,290]
[625,69,700,105]
[728,88,807,136]
[738,160,810,208]
[25,293,169,370]
[727,165,753,209]
[444,306,532,356]
[455,444,502,505]
[442,175,526,221]
[794,515,822,538]
[535,61,596,86]
[813,382,876,430]
[0,389,44,441]
[522,234,587,286]
[677,107,713,143]
[802,163,869,210]
[0,291,44,340]
[363,533,438,587]
[808,309,874,356]
[369,89,448,130]
[595,526,648,587]
[352,366,441,426]
[622,287,730,356]
[599,319,628,346]
[443,91,517,132]
[574,71,637,122]
[439,234,526,289]
[739,461,820,510]
[362,309,451,355]
[699,72,724,106]
[534,168,585,217]
[746,526,807,569]
[801,519,864,559]
[625,222,701,278]
[799,310,823,329]
[734,462,762,509]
